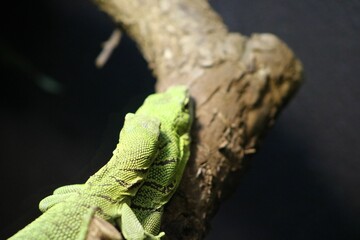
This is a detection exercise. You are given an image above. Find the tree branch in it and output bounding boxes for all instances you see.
[93,0,303,239]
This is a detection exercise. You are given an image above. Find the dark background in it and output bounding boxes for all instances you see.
[1,1,359,239]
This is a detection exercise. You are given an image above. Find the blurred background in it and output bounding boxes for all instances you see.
[1,1,359,239]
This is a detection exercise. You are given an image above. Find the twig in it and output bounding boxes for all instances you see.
[95,29,122,68]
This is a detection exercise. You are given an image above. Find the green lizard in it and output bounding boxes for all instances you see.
[9,86,192,240]
[9,113,160,240]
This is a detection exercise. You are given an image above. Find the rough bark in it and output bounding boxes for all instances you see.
[92,0,303,239]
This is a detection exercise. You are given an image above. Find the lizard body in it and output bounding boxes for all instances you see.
[9,86,192,240]
[9,113,160,240]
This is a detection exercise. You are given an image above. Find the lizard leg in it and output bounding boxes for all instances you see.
[53,183,85,194]
[39,184,85,212]
[117,203,146,240]
[140,210,164,237]
[117,203,164,240]
[39,192,75,212]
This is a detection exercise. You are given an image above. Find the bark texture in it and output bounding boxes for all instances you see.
[93,0,303,239]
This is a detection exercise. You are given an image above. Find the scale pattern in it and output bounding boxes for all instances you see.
[132,86,192,235]
[9,86,192,240]
[9,114,160,239]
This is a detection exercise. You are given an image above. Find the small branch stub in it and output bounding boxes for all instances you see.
[95,29,122,68]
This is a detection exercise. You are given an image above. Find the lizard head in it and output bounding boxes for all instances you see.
[136,85,193,138]
[170,86,193,137]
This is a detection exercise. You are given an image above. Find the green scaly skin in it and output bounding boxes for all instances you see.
[9,86,192,240]
[9,113,160,240]
[132,86,193,236]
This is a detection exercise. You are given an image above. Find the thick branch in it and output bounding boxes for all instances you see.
[94,0,303,239]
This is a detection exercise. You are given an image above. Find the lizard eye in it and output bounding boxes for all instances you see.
[184,102,189,110]
[183,97,191,111]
